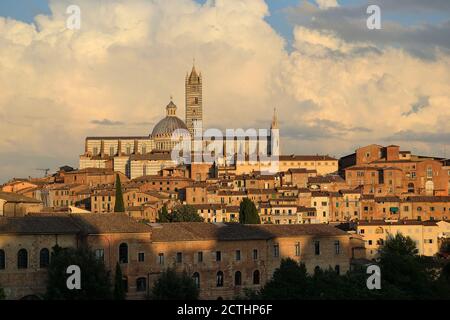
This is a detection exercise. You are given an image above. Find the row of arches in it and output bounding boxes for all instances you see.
[192,270,260,288]
[0,248,50,270]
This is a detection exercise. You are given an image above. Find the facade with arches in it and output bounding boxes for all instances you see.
[0,214,355,300]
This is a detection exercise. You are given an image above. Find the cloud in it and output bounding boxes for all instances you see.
[315,0,339,10]
[402,96,430,116]
[91,119,125,126]
[286,0,450,59]
[0,0,449,181]
[384,130,450,144]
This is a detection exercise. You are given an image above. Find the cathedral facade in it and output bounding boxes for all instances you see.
[80,64,280,179]
[80,65,203,179]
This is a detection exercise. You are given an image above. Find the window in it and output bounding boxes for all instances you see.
[427,167,433,179]
[193,272,200,288]
[136,277,147,292]
[314,241,320,255]
[110,147,115,156]
[158,253,164,265]
[273,244,279,258]
[235,271,242,286]
[197,252,203,263]
[334,241,340,255]
[216,251,222,262]
[253,249,258,260]
[18,249,28,269]
[176,252,183,263]
[216,271,224,287]
[0,249,5,270]
[92,249,104,262]
[40,248,50,268]
[235,250,241,261]
[119,243,128,264]
[314,266,321,274]
[253,270,260,285]
[295,242,301,256]
[138,252,145,262]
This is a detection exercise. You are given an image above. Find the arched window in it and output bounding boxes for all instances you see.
[136,277,147,292]
[253,270,260,285]
[18,249,28,269]
[234,271,242,286]
[119,243,128,264]
[407,183,415,193]
[192,272,200,288]
[0,249,5,270]
[216,271,224,287]
[375,227,384,234]
[39,248,50,268]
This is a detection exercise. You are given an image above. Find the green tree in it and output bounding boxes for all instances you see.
[158,205,203,223]
[113,262,126,300]
[157,205,170,223]
[239,198,260,224]
[0,286,5,300]
[45,245,112,300]
[151,268,199,300]
[114,174,125,213]
[260,258,309,299]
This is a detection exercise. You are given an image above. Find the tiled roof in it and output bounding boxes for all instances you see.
[69,214,153,234]
[0,191,42,203]
[150,222,346,242]
[279,155,337,161]
[0,216,79,234]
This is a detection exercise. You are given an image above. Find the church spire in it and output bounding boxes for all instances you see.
[271,107,279,129]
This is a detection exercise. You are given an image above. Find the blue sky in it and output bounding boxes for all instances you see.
[1,0,447,45]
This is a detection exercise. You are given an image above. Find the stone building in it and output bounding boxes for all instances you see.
[0,214,356,300]
[356,219,450,258]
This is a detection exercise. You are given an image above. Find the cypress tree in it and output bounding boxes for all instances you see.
[113,262,126,300]
[114,174,125,213]
[239,198,260,224]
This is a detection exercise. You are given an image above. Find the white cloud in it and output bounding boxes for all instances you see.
[0,0,449,181]
[315,0,339,10]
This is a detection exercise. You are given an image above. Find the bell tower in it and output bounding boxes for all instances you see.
[185,62,203,137]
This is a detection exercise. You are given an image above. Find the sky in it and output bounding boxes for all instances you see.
[0,0,449,182]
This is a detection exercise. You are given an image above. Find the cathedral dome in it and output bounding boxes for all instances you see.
[151,101,188,137]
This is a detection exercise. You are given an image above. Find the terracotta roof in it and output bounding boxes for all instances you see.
[375,196,401,202]
[358,220,438,227]
[279,155,337,161]
[0,191,42,203]
[150,222,347,242]
[0,216,79,234]
[69,214,152,234]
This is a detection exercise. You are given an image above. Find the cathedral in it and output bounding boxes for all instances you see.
[80,63,278,179]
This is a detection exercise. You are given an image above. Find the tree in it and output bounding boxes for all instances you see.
[239,198,260,224]
[377,233,437,299]
[0,286,5,300]
[113,262,126,300]
[151,268,199,300]
[46,245,112,300]
[157,205,170,223]
[260,258,309,299]
[158,205,203,223]
[114,174,125,213]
